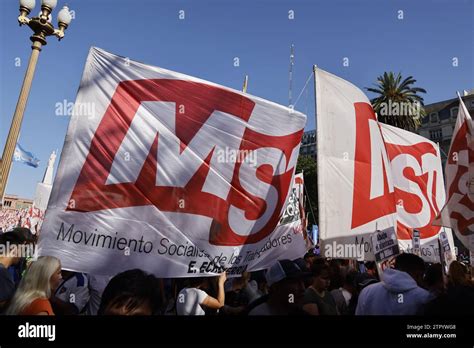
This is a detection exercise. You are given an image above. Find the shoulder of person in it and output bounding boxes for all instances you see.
[23,298,53,315]
[179,287,208,301]
[303,287,318,301]
[73,273,89,288]
[248,302,270,316]
[330,288,342,298]
[414,286,431,300]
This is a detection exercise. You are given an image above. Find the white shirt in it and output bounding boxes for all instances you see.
[85,274,111,316]
[341,288,352,306]
[176,288,208,316]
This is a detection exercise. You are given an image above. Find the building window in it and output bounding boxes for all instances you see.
[429,129,442,141]
[450,107,459,118]
[430,112,438,123]
[470,100,474,108]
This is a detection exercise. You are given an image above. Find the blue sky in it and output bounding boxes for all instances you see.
[1,0,473,199]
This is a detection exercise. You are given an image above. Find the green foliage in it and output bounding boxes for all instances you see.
[296,155,318,226]
[366,72,427,130]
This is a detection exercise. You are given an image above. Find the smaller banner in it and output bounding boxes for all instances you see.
[412,229,421,256]
[371,227,400,263]
[438,229,455,274]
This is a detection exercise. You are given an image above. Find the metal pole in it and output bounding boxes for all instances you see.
[0,40,43,206]
[313,65,320,230]
[242,75,248,93]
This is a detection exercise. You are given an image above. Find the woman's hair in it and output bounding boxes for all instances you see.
[98,269,161,315]
[448,261,471,287]
[424,263,443,287]
[5,256,60,315]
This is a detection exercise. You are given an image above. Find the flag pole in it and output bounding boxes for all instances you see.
[289,44,295,107]
[313,64,321,239]
[242,75,248,93]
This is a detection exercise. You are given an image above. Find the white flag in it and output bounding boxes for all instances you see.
[381,123,456,262]
[315,67,397,260]
[38,47,307,277]
[434,97,474,251]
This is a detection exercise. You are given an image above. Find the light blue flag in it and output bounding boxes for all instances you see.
[14,143,40,168]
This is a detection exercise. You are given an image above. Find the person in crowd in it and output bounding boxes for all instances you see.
[13,227,36,244]
[364,261,379,280]
[222,272,254,315]
[423,263,445,299]
[356,253,430,315]
[248,259,308,315]
[0,230,36,312]
[242,272,264,304]
[98,269,161,315]
[293,257,313,288]
[176,273,226,315]
[163,278,186,315]
[328,259,345,291]
[251,270,268,296]
[346,272,378,315]
[51,271,90,315]
[5,256,62,315]
[85,274,112,315]
[303,249,317,269]
[302,258,338,315]
[7,228,36,284]
[330,270,358,315]
[424,261,474,315]
[243,270,269,314]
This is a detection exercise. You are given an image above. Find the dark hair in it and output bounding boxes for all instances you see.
[311,258,329,277]
[364,261,376,271]
[304,249,316,260]
[424,263,443,287]
[344,270,359,287]
[448,261,471,287]
[98,269,161,315]
[12,227,36,244]
[186,276,210,288]
[394,253,425,274]
[0,231,25,245]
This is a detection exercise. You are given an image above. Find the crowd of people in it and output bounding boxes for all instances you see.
[1,226,474,316]
[0,209,27,233]
[0,208,43,235]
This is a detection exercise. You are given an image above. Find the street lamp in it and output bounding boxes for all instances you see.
[0,0,73,206]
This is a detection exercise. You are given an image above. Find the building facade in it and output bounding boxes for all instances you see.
[2,194,33,210]
[300,129,316,160]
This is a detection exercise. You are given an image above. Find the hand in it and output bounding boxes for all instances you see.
[218,272,227,285]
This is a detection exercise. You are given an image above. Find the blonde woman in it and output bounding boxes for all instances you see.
[5,256,62,315]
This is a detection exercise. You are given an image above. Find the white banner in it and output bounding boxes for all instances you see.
[381,123,456,262]
[315,68,397,260]
[38,47,307,277]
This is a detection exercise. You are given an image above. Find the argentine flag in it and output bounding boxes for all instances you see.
[14,143,40,168]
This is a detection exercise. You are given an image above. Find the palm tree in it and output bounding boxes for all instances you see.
[366,72,427,130]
